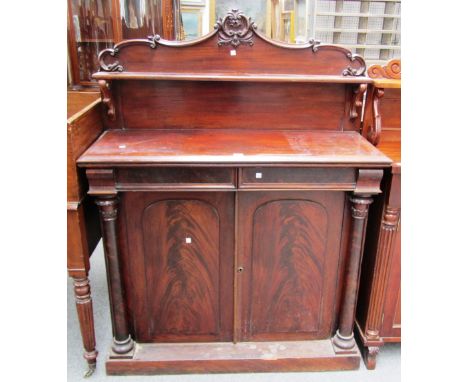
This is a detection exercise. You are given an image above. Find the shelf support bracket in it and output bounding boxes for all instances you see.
[350,83,367,120]
[98,80,116,121]
[362,85,384,146]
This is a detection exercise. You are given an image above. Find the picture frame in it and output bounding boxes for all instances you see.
[181,7,203,40]
[280,10,295,43]
[181,0,206,6]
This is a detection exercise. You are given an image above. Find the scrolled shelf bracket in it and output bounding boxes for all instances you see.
[367,87,384,145]
[98,80,116,121]
[350,84,368,120]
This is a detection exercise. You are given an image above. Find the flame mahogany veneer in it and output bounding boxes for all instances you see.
[76,9,392,375]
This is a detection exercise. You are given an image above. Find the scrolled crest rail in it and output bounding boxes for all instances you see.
[95,8,366,77]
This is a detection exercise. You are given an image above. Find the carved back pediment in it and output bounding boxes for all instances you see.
[95,9,366,79]
[368,59,401,80]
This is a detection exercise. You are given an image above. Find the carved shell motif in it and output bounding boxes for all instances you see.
[215,9,257,48]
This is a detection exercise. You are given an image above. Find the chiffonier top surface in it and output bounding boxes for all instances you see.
[77,129,391,167]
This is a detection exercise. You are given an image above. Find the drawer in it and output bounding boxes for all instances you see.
[239,167,356,190]
[116,167,235,190]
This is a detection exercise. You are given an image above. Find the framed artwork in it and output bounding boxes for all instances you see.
[181,7,203,39]
[295,0,308,43]
[280,10,295,43]
[182,0,205,5]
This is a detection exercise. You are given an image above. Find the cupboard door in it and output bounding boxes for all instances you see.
[237,191,346,341]
[120,192,234,343]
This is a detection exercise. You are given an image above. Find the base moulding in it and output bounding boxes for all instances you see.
[106,339,361,375]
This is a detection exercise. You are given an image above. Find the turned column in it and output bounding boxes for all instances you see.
[96,195,134,355]
[333,194,373,352]
[73,276,98,375]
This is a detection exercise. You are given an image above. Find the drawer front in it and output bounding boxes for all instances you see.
[239,167,356,190]
[117,167,235,190]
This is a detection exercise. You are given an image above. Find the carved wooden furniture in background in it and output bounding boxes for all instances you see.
[67,0,176,88]
[77,9,392,374]
[356,59,401,369]
[67,91,103,376]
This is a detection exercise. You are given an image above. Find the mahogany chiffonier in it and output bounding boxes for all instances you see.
[356,59,401,369]
[67,91,103,376]
[77,10,392,375]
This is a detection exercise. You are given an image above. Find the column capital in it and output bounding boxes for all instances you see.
[349,195,373,219]
[96,195,119,221]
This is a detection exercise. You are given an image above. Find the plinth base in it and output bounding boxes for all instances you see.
[106,339,361,375]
